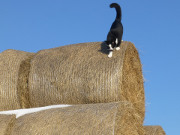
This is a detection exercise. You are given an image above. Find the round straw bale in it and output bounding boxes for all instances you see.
[0,114,16,135]
[0,49,34,111]
[11,102,144,135]
[29,41,145,122]
[144,126,166,135]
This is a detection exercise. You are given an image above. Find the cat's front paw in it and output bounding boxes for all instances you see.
[108,44,113,51]
[108,52,113,58]
[116,47,120,50]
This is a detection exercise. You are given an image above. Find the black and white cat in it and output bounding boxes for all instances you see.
[106,3,123,58]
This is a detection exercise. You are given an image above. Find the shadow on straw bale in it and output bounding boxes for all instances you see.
[144,126,166,135]
[0,114,16,135]
[11,102,144,135]
[0,49,34,111]
[17,54,34,109]
[28,41,145,123]
[99,42,109,54]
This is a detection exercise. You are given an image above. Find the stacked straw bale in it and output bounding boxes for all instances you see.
[0,114,16,135]
[28,41,145,123]
[11,102,144,135]
[144,126,166,135]
[0,42,166,134]
[0,50,34,111]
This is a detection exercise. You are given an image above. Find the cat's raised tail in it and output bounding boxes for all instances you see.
[110,3,122,21]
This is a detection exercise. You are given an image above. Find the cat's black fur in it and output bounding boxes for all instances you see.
[105,3,123,57]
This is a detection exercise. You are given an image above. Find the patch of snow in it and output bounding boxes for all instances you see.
[0,104,71,118]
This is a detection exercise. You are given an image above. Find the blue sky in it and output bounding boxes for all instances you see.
[0,0,180,134]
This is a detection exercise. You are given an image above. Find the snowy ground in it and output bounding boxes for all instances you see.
[0,104,71,118]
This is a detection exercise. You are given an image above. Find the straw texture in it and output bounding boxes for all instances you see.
[0,49,34,111]
[28,41,145,123]
[144,126,166,135]
[0,114,16,135]
[11,102,144,135]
